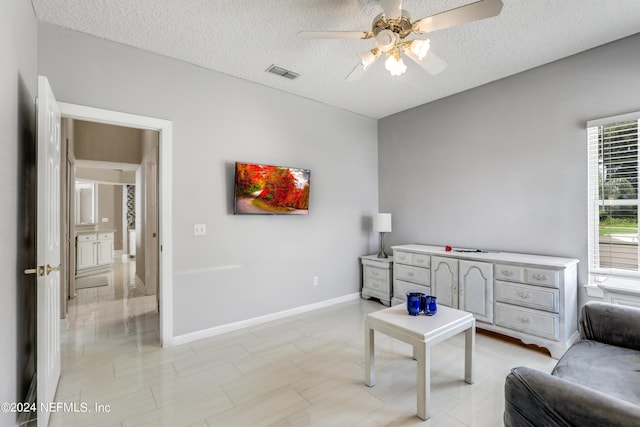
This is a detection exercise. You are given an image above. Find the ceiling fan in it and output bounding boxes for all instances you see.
[299,0,503,80]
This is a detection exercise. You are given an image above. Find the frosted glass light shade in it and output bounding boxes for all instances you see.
[373,213,392,233]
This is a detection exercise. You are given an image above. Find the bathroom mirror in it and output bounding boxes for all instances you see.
[75,181,96,224]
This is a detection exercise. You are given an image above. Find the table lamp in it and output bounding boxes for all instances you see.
[373,213,392,258]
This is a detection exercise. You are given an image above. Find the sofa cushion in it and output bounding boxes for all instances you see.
[552,339,640,405]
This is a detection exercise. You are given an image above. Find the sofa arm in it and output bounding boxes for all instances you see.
[579,301,640,351]
[504,367,640,427]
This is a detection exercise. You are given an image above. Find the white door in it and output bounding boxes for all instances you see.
[431,256,459,308]
[36,75,62,427]
[459,260,494,323]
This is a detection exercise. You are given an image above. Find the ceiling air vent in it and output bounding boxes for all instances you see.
[266,64,300,80]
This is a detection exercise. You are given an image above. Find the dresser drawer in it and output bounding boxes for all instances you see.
[495,280,559,313]
[77,233,96,242]
[525,267,559,288]
[98,232,113,240]
[364,265,389,282]
[395,264,429,285]
[494,264,524,282]
[394,251,430,268]
[394,280,430,302]
[495,303,559,340]
[394,251,411,265]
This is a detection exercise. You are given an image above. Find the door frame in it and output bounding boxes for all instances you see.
[59,102,173,347]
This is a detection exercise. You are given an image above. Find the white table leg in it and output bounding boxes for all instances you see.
[416,342,430,420]
[365,322,375,387]
[464,322,475,384]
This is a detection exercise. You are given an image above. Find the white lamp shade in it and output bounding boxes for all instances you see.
[373,213,392,233]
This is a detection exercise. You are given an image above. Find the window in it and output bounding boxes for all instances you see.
[587,112,640,283]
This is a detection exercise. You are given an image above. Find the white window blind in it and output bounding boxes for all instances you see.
[587,112,640,281]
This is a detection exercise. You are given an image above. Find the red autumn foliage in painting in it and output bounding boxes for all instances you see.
[235,163,310,211]
[235,163,265,193]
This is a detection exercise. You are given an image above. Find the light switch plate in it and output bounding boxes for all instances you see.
[193,224,207,236]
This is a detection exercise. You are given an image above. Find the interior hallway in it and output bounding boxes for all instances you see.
[50,257,556,426]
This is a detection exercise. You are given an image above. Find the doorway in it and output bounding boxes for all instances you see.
[59,102,173,347]
[65,119,158,305]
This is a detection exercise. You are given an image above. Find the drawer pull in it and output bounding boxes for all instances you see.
[518,316,531,324]
[502,270,514,277]
[372,270,379,276]
[407,272,415,277]
[517,291,531,300]
[532,273,548,281]
[416,258,425,264]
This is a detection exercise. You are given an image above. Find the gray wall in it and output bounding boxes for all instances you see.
[74,120,144,164]
[0,1,38,426]
[379,33,640,308]
[97,184,123,250]
[38,23,379,336]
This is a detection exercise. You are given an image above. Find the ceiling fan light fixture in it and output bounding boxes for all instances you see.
[358,48,380,69]
[375,29,397,52]
[385,55,407,76]
[410,39,431,60]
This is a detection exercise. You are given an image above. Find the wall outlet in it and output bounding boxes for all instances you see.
[313,276,319,286]
[193,223,207,236]
[101,218,109,223]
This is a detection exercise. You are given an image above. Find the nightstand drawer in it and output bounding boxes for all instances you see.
[495,303,559,340]
[364,265,389,282]
[363,276,391,293]
[525,267,559,288]
[495,280,559,313]
[494,264,524,282]
[395,264,429,285]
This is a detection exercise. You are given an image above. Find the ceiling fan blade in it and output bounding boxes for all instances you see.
[346,51,381,81]
[379,0,403,20]
[298,31,373,40]
[404,50,447,75]
[346,63,367,81]
[413,0,503,34]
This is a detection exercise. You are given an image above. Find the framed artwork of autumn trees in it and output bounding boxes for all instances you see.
[234,162,311,215]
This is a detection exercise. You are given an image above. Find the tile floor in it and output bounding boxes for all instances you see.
[51,257,557,426]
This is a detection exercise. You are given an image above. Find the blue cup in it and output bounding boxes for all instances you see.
[422,295,437,316]
[406,292,425,316]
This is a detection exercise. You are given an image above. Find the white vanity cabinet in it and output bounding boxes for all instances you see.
[392,244,579,359]
[76,230,114,277]
[76,234,97,271]
[97,232,114,265]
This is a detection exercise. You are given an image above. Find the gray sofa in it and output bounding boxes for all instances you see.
[504,301,640,427]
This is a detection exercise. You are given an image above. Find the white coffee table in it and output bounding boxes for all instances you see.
[364,304,475,420]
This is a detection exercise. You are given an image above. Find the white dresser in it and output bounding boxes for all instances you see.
[392,244,579,359]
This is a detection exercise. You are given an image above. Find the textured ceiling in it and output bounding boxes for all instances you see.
[31,0,640,118]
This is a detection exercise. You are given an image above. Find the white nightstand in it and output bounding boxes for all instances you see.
[360,255,393,306]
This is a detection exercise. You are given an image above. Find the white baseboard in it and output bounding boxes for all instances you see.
[172,292,360,346]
